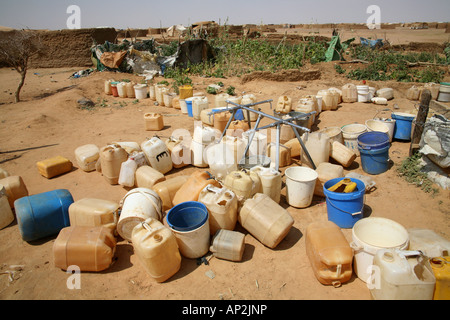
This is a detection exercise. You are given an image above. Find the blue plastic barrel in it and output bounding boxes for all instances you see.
[358,132,390,175]
[323,178,366,229]
[14,189,73,241]
[166,201,208,232]
[391,112,415,141]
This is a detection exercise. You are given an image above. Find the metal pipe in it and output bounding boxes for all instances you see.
[243,114,263,159]
[209,99,317,170]
[275,123,281,172]
[292,126,316,170]
[218,109,236,142]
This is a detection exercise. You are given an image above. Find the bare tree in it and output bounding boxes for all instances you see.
[0,30,43,103]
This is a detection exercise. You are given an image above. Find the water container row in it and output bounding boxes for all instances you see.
[105,79,151,100]
[73,138,174,188]
[306,217,450,300]
[406,83,442,101]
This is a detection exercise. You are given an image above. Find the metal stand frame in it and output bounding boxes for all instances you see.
[207,99,317,171]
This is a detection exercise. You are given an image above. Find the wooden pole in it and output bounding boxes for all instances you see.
[409,89,432,156]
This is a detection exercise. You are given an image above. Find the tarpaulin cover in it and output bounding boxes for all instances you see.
[419,115,450,168]
[100,51,127,69]
[91,38,215,75]
[360,37,384,49]
[325,36,355,62]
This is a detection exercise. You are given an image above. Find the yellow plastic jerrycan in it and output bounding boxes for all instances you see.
[430,256,450,300]
[327,178,357,193]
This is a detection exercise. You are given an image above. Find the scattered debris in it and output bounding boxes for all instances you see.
[205,270,215,280]
[0,265,25,283]
[77,97,95,108]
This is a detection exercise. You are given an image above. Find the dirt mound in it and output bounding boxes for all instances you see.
[25,114,60,128]
[241,69,321,84]
[389,42,446,53]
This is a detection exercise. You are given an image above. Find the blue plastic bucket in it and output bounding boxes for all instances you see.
[323,178,365,229]
[358,132,390,175]
[167,201,209,232]
[359,145,390,175]
[14,189,73,242]
[391,112,415,141]
[185,98,194,117]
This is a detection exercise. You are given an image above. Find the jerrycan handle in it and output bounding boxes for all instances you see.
[141,222,165,242]
[206,185,221,194]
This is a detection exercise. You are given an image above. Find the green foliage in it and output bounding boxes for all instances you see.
[445,42,450,64]
[169,36,328,78]
[334,64,345,74]
[397,153,439,196]
[157,41,179,57]
[226,86,236,96]
[342,45,447,83]
[206,86,218,94]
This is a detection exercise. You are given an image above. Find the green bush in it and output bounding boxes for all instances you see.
[342,45,447,83]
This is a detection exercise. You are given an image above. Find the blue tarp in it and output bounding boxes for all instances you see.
[360,37,384,49]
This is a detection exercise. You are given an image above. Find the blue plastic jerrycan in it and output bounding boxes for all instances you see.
[15,189,73,242]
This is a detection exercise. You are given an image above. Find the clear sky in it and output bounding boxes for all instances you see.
[0,0,449,30]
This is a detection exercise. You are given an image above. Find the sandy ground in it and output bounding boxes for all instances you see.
[0,56,449,302]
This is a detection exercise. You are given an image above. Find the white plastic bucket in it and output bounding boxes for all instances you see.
[438,83,450,102]
[341,124,367,156]
[179,99,188,114]
[357,85,369,103]
[117,188,163,241]
[285,166,318,208]
[134,84,148,100]
[117,82,128,98]
[350,217,409,284]
[365,119,390,137]
[373,118,396,143]
[166,202,210,259]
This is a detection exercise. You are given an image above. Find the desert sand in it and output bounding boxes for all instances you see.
[0,36,449,302]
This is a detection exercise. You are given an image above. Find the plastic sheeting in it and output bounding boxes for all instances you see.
[360,37,384,49]
[91,38,215,76]
[325,36,355,62]
[419,115,450,169]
